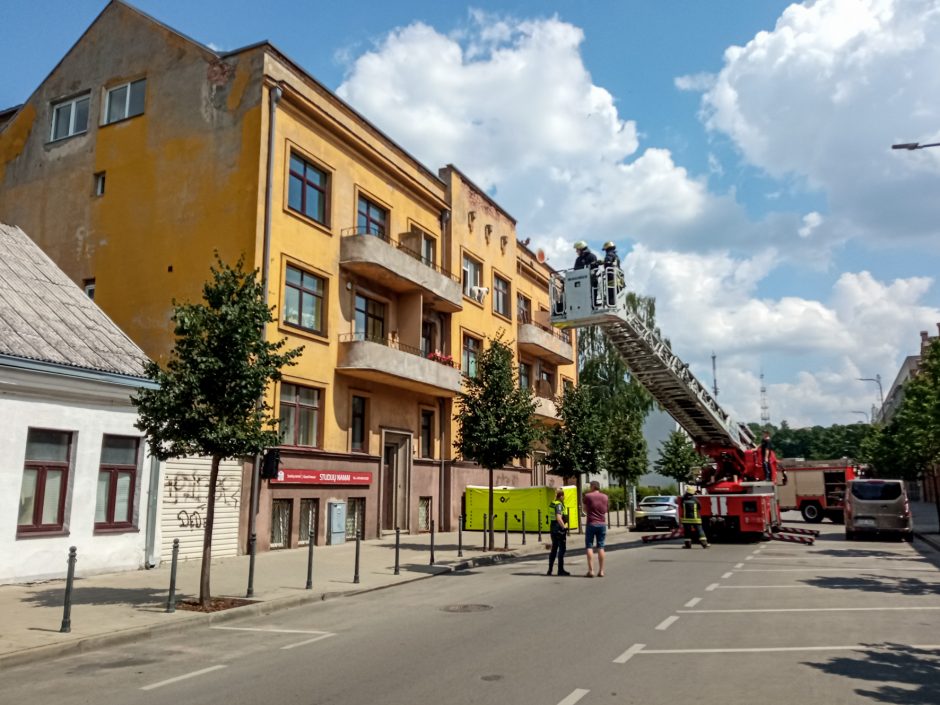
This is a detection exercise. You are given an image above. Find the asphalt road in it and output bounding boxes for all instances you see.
[5,520,940,705]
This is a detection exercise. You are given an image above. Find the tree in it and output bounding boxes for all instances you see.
[605,410,647,499]
[454,333,540,550]
[654,430,705,486]
[545,383,606,481]
[133,256,302,607]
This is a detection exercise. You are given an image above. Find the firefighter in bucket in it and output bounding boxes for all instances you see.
[681,487,709,549]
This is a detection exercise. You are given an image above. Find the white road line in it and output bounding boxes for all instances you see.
[678,606,940,614]
[685,597,702,608]
[635,644,940,656]
[613,643,646,664]
[734,563,744,569]
[721,571,733,579]
[735,567,937,573]
[656,615,680,630]
[557,688,590,705]
[745,556,754,560]
[751,556,928,562]
[211,626,329,635]
[140,665,227,691]
[717,584,896,589]
[705,583,719,591]
[281,632,336,650]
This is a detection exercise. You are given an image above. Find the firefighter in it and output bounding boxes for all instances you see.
[600,241,623,304]
[573,241,598,270]
[681,487,709,549]
[602,241,620,268]
[547,488,571,576]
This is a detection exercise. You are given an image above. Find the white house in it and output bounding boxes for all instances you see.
[0,223,159,583]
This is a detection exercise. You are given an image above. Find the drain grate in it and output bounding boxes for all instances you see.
[442,604,493,613]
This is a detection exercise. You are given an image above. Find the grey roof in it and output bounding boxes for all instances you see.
[0,223,150,379]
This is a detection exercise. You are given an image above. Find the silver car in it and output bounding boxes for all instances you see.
[844,479,913,542]
[633,495,679,530]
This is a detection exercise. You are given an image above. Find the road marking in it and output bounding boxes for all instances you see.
[557,688,590,705]
[751,556,928,562]
[705,583,719,591]
[281,632,336,650]
[211,626,330,635]
[632,644,940,657]
[679,606,940,614]
[613,643,646,664]
[656,615,680,630]
[734,563,744,569]
[721,571,733,579]
[735,567,937,573]
[717,584,900,589]
[685,597,702,608]
[745,556,754,560]
[141,665,227,691]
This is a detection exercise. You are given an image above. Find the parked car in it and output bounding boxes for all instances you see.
[633,495,679,530]
[844,479,913,542]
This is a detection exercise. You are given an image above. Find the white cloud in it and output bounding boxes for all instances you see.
[798,211,823,238]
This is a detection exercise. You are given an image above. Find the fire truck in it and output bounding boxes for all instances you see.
[550,265,784,542]
[776,460,859,523]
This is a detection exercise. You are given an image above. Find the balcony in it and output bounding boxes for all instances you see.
[532,394,559,421]
[340,229,462,312]
[518,320,574,366]
[337,333,462,397]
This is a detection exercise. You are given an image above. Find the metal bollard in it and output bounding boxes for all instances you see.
[538,509,542,542]
[617,509,621,527]
[166,538,179,612]
[458,514,464,557]
[353,530,361,584]
[394,527,401,575]
[607,509,611,528]
[60,546,77,633]
[504,512,509,550]
[522,511,527,545]
[430,520,436,565]
[246,531,257,598]
[305,531,315,590]
[483,514,488,550]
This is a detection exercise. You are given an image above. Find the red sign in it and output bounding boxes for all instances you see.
[271,469,373,485]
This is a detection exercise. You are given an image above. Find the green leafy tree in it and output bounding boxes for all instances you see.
[454,333,540,550]
[654,430,705,486]
[605,410,647,505]
[545,383,606,480]
[133,256,302,607]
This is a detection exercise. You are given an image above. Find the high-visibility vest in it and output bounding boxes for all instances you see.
[681,496,702,525]
[550,500,567,528]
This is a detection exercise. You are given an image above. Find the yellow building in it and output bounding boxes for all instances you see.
[0,1,576,552]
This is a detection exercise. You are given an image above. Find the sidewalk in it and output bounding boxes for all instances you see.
[0,523,634,669]
[912,500,940,550]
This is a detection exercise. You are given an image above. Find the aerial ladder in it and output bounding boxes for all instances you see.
[549,265,815,545]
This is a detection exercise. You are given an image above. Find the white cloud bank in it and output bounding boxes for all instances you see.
[336,3,940,427]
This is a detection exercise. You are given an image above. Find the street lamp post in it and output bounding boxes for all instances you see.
[858,375,884,421]
[851,410,870,424]
[892,141,940,151]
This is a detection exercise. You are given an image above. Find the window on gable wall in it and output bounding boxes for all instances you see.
[288,153,329,224]
[105,79,146,124]
[462,255,482,297]
[493,274,510,317]
[51,94,90,141]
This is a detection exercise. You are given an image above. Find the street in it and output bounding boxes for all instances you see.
[5,518,939,705]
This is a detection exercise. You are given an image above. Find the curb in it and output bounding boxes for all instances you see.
[914,532,940,552]
[0,542,552,670]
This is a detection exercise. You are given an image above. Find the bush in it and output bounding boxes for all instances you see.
[600,486,626,510]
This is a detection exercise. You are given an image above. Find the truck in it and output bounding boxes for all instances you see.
[775,460,859,523]
[550,265,782,542]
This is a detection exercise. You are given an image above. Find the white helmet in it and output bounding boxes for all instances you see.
[574,240,588,251]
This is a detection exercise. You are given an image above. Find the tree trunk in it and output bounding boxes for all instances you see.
[932,468,940,534]
[620,476,627,526]
[199,454,221,608]
[576,473,583,534]
[488,467,495,551]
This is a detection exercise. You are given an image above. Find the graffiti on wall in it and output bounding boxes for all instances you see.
[165,470,239,533]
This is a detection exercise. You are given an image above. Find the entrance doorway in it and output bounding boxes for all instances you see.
[382,432,411,533]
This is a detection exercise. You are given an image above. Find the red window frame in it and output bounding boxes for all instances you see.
[95,435,140,531]
[18,429,72,534]
[279,382,322,448]
[284,265,325,335]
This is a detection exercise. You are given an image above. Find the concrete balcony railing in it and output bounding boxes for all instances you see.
[336,333,462,397]
[517,321,574,366]
[532,394,559,421]
[340,229,462,312]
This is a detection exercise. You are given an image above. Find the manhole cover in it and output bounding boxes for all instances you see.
[442,604,493,613]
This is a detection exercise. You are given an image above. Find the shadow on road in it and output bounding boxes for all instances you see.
[22,584,172,608]
[800,574,940,596]
[811,547,923,560]
[805,643,940,704]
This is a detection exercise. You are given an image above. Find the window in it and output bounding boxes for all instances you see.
[354,294,385,342]
[299,498,318,545]
[83,279,96,301]
[280,383,321,447]
[104,79,146,124]
[519,362,532,391]
[18,429,72,533]
[270,499,292,549]
[493,274,511,317]
[357,195,387,238]
[346,497,365,539]
[538,366,556,397]
[462,335,481,377]
[517,294,532,324]
[94,172,106,197]
[288,153,328,224]
[422,233,436,266]
[421,320,436,357]
[351,396,367,453]
[420,409,434,458]
[418,497,432,531]
[284,265,325,334]
[51,94,89,141]
[95,435,139,530]
[563,378,574,394]
[462,255,482,297]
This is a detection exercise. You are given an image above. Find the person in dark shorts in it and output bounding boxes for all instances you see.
[547,488,570,576]
[582,480,609,577]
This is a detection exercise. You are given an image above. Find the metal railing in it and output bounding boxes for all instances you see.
[340,228,460,283]
[338,332,456,367]
[520,318,572,345]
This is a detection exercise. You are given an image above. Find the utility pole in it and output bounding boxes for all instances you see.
[760,370,770,426]
[711,352,719,397]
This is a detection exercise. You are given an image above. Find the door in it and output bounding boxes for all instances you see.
[383,444,396,531]
[381,433,412,532]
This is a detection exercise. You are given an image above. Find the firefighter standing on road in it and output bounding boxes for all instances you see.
[681,487,709,549]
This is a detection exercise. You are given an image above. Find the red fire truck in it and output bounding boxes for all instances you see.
[775,460,859,523]
[550,265,782,542]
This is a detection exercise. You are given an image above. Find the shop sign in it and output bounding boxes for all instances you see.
[271,469,373,485]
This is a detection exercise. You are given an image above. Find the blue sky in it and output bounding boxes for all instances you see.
[3,0,940,427]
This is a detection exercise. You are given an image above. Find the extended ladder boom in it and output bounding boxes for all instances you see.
[550,267,754,453]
